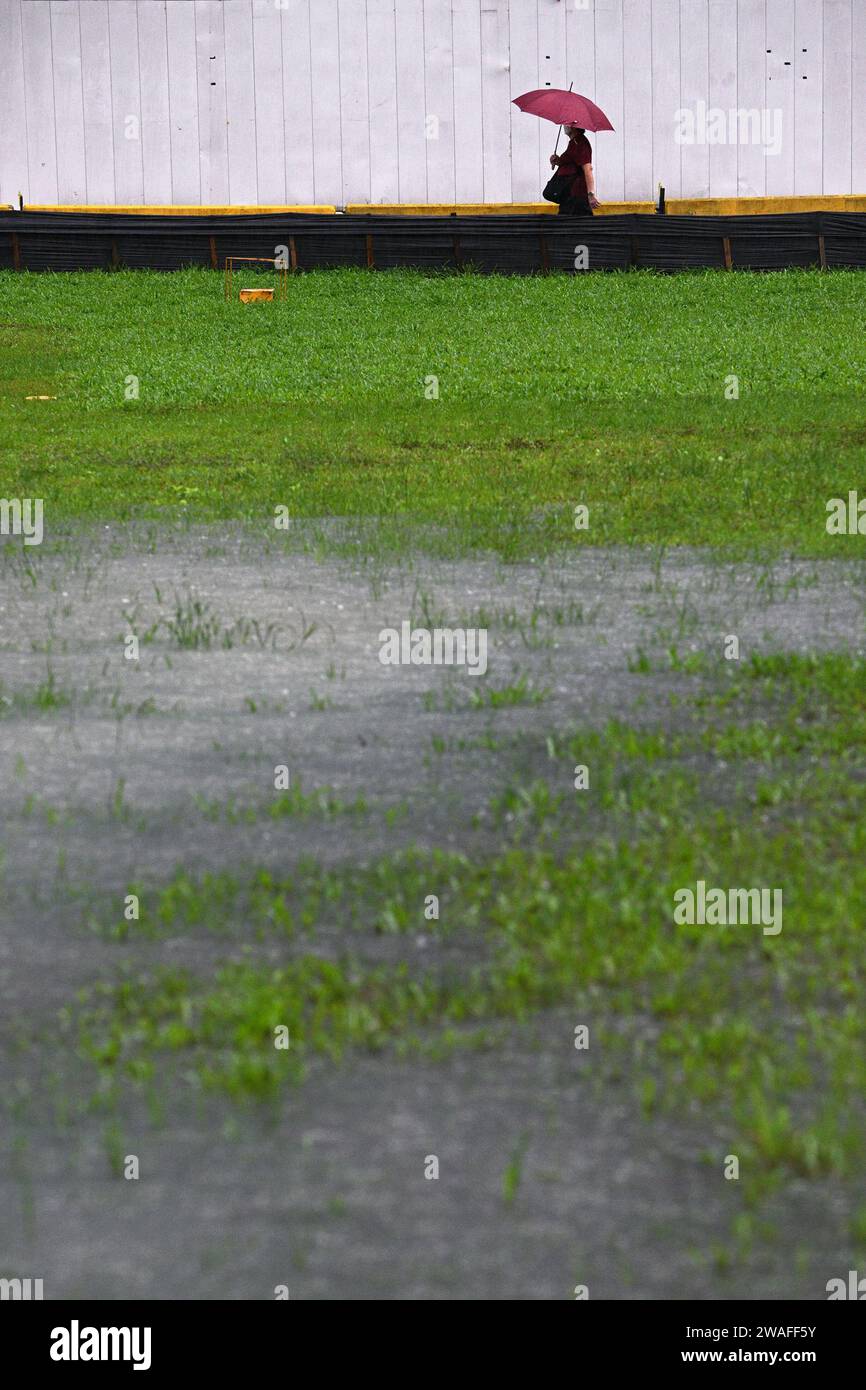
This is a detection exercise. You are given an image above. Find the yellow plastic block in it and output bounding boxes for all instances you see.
[238,288,274,303]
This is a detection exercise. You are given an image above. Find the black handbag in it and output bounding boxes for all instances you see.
[542,168,574,205]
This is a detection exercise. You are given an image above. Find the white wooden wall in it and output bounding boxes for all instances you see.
[1,0,863,207]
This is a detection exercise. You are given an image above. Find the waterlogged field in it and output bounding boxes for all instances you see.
[0,266,865,550]
[0,266,865,1299]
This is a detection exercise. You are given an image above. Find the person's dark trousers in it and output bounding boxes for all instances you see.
[558,197,593,215]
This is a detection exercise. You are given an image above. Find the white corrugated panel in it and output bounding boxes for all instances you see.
[78,0,114,203]
[680,0,710,202]
[21,0,59,203]
[3,1,859,208]
[766,0,795,197]
[823,0,853,194]
[138,1,173,205]
[367,0,400,204]
[481,0,512,201]
[196,0,229,206]
[50,0,87,203]
[165,0,201,202]
[109,0,144,204]
[708,0,738,198]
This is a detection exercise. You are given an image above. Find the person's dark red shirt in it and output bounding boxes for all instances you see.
[558,134,593,200]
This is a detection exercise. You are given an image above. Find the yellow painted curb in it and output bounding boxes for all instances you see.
[666,195,866,215]
[346,195,866,217]
[21,205,337,216]
[18,196,866,218]
[347,203,559,216]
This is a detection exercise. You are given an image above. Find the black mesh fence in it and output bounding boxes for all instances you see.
[0,210,864,274]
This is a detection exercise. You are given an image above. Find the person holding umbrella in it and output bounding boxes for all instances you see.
[512,87,613,216]
[549,125,600,215]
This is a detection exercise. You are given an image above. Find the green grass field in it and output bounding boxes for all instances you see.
[2,265,865,553]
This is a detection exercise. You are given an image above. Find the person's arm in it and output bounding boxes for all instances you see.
[581,162,601,208]
[550,137,576,169]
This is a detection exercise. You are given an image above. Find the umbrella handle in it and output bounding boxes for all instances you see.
[552,80,574,159]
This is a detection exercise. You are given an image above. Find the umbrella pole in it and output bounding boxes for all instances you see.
[551,80,574,161]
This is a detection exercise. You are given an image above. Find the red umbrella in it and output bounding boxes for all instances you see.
[512,88,615,132]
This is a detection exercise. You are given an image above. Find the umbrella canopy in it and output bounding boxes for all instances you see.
[512,88,614,133]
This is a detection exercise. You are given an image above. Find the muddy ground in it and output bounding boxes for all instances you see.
[0,522,862,1299]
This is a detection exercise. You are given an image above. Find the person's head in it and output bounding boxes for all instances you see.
[564,125,585,140]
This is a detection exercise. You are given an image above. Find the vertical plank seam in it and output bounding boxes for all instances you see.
[817,0,823,194]
[762,0,767,196]
[194,1,205,205]
[421,0,429,206]
[48,0,59,201]
[226,0,235,203]
[18,0,32,204]
[534,0,540,200]
[850,0,854,195]
[250,0,259,205]
[77,0,86,201]
[336,0,345,206]
[165,0,174,203]
[734,0,739,198]
[392,0,400,202]
[136,0,145,203]
[364,0,372,205]
[106,0,117,204]
[278,0,287,203]
[48,1,60,202]
[478,1,485,202]
[308,0,317,204]
[449,0,456,203]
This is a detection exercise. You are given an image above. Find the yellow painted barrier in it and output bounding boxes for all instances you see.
[347,202,559,216]
[20,196,866,218]
[346,195,866,217]
[22,204,337,215]
[666,195,866,215]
